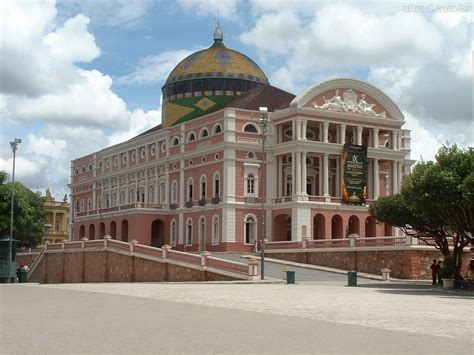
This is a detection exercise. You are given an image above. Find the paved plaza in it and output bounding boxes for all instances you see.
[1,276,473,354]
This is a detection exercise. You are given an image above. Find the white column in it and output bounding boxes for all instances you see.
[373,158,380,198]
[323,153,329,198]
[295,151,301,194]
[340,124,346,144]
[301,151,307,194]
[125,176,129,204]
[179,160,185,207]
[357,126,363,145]
[291,152,296,196]
[323,122,329,143]
[164,166,169,205]
[392,130,398,150]
[155,168,159,204]
[277,156,281,197]
[296,119,302,140]
[144,171,149,203]
[392,161,399,194]
[223,149,236,203]
[292,120,296,141]
[319,123,323,141]
[373,128,379,148]
[302,119,307,140]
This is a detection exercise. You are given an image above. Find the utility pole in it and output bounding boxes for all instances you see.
[7,138,21,283]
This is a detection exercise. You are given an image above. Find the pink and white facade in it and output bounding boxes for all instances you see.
[70,78,413,252]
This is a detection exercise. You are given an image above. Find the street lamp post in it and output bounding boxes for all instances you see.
[7,138,21,283]
[258,107,269,280]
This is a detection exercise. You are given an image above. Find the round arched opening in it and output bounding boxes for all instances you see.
[331,215,343,239]
[348,215,360,236]
[273,214,292,241]
[151,219,165,248]
[313,214,325,240]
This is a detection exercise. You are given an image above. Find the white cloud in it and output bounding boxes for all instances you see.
[7,69,129,129]
[25,134,66,160]
[108,109,161,145]
[177,0,241,20]
[0,0,161,199]
[239,11,301,55]
[240,2,472,159]
[62,0,155,27]
[0,1,130,129]
[43,14,100,63]
[116,50,196,86]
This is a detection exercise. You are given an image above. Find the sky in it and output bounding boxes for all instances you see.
[0,0,472,201]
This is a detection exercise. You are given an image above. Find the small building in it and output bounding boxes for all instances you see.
[43,188,69,243]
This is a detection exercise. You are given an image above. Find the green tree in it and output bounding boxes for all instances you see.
[0,171,46,247]
[369,145,473,277]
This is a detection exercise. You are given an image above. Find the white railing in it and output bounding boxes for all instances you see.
[19,237,257,279]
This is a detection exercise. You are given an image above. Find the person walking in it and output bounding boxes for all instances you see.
[430,259,439,286]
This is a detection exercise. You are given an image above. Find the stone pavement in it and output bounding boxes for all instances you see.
[1,282,473,354]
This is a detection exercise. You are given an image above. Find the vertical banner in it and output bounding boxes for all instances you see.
[341,143,368,205]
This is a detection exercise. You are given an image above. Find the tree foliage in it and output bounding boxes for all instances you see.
[0,171,46,247]
[370,145,473,276]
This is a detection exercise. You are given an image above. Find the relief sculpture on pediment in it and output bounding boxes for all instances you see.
[313,89,386,117]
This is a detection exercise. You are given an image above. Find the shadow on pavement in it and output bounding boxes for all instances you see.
[360,282,474,298]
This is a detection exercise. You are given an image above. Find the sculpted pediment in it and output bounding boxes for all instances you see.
[291,79,404,121]
[309,88,388,118]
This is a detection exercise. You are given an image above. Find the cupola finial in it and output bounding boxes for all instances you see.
[214,12,223,42]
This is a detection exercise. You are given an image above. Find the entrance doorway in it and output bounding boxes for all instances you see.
[151,219,165,248]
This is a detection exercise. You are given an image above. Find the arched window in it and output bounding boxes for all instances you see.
[187,132,196,142]
[246,174,255,195]
[213,172,220,197]
[212,215,220,244]
[150,185,155,203]
[200,175,207,199]
[87,198,92,211]
[171,181,178,203]
[80,199,84,212]
[97,196,102,209]
[81,165,86,173]
[74,168,79,175]
[159,183,165,203]
[186,218,193,245]
[244,215,257,244]
[187,177,194,201]
[172,136,180,146]
[243,123,258,133]
[75,200,80,213]
[286,176,292,196]
[200,128,209,138]
[199,216,206,251]
[170,219,177,247]
[121,191,125,205]
[105,194,110,208]
[213,124,222,134]
[88,163,93,171]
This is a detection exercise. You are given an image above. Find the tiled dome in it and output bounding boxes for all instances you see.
[161,24,268,127]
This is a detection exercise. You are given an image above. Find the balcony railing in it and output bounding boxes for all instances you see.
[186,200,193,208]
[211,196,220,204]
[198,198,206,206]
[76,203,164,217]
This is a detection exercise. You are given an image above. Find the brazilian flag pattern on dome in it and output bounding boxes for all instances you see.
[163,95,236,126]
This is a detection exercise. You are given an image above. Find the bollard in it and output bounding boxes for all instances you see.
[381,268,391,281]
[347,270,357,286]
[286,270,296,284]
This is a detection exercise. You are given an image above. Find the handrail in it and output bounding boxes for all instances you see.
[27,246,46,280]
